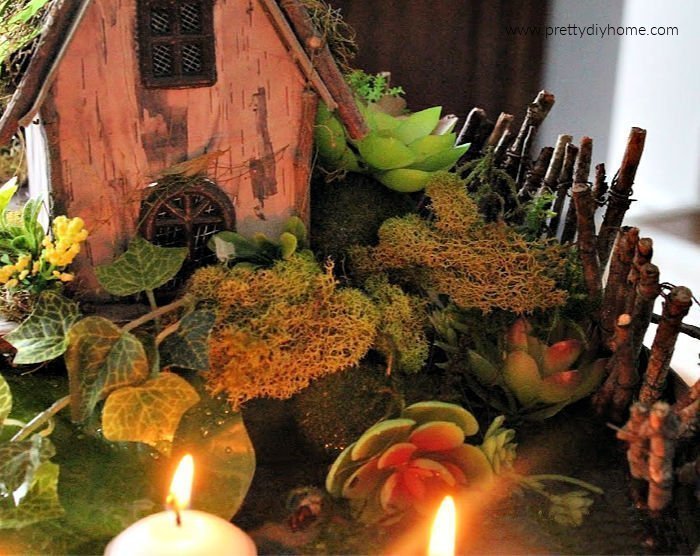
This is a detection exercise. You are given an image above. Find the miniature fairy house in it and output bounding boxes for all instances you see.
[0,0,365,297]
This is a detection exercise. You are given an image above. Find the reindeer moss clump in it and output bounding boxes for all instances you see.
[188,252,379,408]
[364,274,429,374]
[351,172,569,314]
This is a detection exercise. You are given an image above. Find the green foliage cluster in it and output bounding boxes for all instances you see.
[314,77,468,191]
[351,172,570,314]
[188,252,379,408]
[346,70,404,103]
[208,216,307,268]
[364,274,429,374]
[0,237,255,543]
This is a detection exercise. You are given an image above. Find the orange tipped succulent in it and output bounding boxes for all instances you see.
[326,401,494,524]
[468,318,608,419]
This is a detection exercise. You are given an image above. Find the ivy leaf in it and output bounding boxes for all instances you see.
[5,292,81,365]
[172,378,255,519]
[159,308,215,371]
[0,462,64,529]
[0,373,11,427]
[0,435,54,507]
[95,236,188,296]
[65,317,149,423]
[101,373,200,453]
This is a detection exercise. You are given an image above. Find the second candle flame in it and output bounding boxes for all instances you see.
[167,454,194,513]
[428,495,456,556]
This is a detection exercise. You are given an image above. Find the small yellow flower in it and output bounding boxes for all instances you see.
[58,272,74,282]
[5,278,18,288]
[32,260,41,275]
[18,270,28,280]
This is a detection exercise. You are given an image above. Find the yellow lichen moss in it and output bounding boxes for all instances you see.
[352,172,568,314]
[189,252,379,409]
[364,274,429,373]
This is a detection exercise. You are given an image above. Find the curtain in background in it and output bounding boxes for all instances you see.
[329,0,549,121]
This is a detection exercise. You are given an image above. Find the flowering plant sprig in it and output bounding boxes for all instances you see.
[0,178,88,296]
[0,215,88,291]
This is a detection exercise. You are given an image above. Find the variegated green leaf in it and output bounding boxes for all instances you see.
[159,307,215,371]
[0,462,64,529]
[95,236,187,296]
[0,435,54,507]
[5,292,81,365]
[102,373,199,453]
[65,317,149,423]
[0,373,11,426]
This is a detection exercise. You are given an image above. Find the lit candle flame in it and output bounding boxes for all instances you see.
[167,454,194,523]
[428,496,456,556]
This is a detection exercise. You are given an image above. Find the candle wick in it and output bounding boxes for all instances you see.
[175,507,182,527]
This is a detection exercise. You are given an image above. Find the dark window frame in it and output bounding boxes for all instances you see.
[137,0,217,89]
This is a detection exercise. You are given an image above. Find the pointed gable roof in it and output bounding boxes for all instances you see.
[0,0,367,145]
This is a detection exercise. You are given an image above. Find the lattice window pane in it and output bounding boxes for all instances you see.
[152,44,173,77]
[149,8,171,34]
[180,2,202,33]
[182,43,203,75]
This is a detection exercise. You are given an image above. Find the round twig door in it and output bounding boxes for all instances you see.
[140,178,235,289]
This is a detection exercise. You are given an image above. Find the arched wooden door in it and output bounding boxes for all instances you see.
[140,178,235,290]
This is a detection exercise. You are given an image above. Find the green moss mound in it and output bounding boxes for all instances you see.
[310,173,416,263]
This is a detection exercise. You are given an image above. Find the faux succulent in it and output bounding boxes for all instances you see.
[467,318,608,419]
[208,216,307,268]
[325,401,495,525]
[315,97,469,192]
[326,401,601,528]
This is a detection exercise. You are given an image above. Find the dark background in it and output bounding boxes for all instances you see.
[328,0,549,121]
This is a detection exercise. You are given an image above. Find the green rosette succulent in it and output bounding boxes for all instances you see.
[315,101,469,192]
[325,401,495,525]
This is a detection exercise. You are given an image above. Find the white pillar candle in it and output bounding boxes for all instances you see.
[104,454,256,556]
[104,509,256,556]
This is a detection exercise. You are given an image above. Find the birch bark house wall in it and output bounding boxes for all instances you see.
[0,0,363,298]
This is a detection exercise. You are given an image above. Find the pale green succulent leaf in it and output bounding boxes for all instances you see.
[355,135,417,170]
[392,106,442,144]
[377,168,432,192]
[410,144,470,172]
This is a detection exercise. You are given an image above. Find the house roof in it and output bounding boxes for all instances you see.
[0,0,368,146]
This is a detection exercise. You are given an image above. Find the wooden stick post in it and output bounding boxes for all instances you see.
[503,90,555,177]
[280,0,369,140]
[486,112,514,148]
[517,146,554,203]
[629,263,661,366]
[639,286,693,404]
[617,402,650,480]
[594,314,634,419]
[570,138,601,307]
[597,127,646,266]
[548,142,578,238]
[647,402,679,511]
[625,238,654,314]
[456,107,491,156]
[601,226,639,344]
